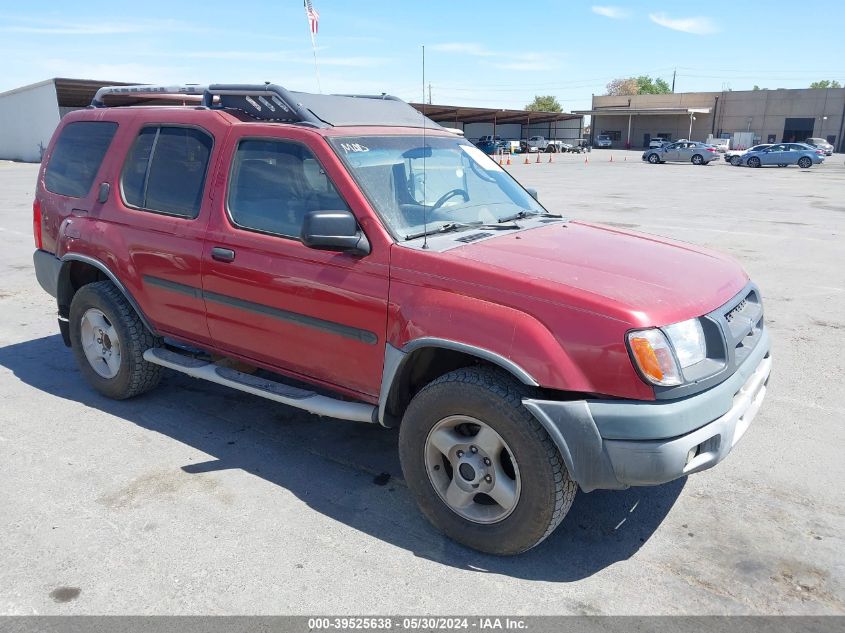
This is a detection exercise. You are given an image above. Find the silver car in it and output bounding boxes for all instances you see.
[642,141,720,165]
[805,137,834,156]
[739,143,824,168]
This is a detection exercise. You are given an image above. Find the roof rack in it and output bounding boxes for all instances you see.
[90,83,437,129]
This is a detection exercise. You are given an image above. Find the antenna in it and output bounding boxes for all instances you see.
[422,45,428,250]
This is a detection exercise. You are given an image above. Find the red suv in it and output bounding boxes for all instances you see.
[32,84,771,555]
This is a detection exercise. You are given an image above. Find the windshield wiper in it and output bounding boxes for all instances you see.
[405,221,519,241]
[497,210,562,223]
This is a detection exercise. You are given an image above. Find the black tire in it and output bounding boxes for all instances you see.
[399,367,577,555]
[730,155,742,166]
[691,154,704,165]
[647,153,661,164]
[798,156,812,169]
[69,280,163,400]
[545,145,556,153]
[748,156,761,168]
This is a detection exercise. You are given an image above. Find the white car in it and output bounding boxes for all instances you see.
[648,138,669,149]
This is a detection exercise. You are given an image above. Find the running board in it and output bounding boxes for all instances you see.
[143,348,376,423]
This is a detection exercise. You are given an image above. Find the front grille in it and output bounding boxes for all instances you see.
[718,287,764,370]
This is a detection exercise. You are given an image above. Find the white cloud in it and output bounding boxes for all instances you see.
[591,6,630,19]
[648,12,718,35]
[429,43,495,57]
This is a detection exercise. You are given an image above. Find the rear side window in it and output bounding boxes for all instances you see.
[121,126,213,218]
[227,139,349,238]
[44,121,118,198]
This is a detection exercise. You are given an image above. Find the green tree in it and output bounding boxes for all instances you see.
[809,80,842,89]
[753,85,761,90]
[606,76,671,96]
[525,95,562,112]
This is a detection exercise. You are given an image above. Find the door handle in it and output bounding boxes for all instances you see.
[71,207,89,216]
[211,247,236,262]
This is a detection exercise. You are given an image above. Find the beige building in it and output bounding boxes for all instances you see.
[574,88,845,151]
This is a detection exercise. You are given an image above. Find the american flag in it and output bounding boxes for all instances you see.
[304,0,319,35]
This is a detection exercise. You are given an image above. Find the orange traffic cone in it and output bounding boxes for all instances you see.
[506,154,511,166]
[584,156,588,164]
[524,154,530,164]
[536,152,541,164]
[498,154,504,166]
[548,153,553,163]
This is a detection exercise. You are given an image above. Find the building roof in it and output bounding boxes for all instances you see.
[572,107,711,116]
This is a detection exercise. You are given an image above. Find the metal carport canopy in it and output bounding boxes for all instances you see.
[411,103,580,125]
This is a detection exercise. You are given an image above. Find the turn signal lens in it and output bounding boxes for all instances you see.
[627,329,683,386]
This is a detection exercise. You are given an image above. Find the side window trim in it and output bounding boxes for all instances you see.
[119,123,215,219]
[224,135,353,242]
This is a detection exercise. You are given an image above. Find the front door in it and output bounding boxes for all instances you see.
[762,144,787,165]
[201,128,389,399]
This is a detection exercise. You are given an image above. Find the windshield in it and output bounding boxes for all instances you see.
[329,135,546,239]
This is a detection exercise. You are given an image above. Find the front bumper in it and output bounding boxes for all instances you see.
[523,330,772,492]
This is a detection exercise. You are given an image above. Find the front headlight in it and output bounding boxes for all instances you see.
[663,318,706,368]
[627,318,706,386]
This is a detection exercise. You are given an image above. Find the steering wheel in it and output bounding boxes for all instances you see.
[430,188,469,211]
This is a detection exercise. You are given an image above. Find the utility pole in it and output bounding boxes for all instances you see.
[428,83,432,104]
[672,68,676,93]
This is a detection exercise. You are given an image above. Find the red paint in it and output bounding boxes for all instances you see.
[37,106,754,403]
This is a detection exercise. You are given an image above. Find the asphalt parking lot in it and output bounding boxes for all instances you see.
[1,153,843,615]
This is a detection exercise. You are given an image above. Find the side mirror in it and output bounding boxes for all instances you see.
[526,188,539,200]
[301,210,370,256]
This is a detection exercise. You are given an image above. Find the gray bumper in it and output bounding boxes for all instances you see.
[33,249,61,298]
[523,335,772,492]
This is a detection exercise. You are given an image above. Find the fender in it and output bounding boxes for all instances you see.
[377,339,538,426]
[59,253,157,334]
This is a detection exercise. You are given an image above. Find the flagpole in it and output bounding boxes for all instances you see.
[310,32,322,93]
[304,1,322,93]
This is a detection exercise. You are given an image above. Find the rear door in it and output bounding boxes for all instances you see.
[102,111,225,345]
[201,126,390,399]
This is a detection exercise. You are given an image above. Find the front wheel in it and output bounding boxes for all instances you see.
[730,155,742,166]
[399,368,576,555]
[798,156,812,169]
[647,153,661,164]
[69,281,163,399]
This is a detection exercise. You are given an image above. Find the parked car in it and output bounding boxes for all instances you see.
[595,134,613,148]
[726,144,772,166]
[804,137,834,156]
[32,82,772,555]
[542,140,582,153]
[642,141,721,165]
[737,143,824,168]
[476,135,504,144]
[648,138,669,149]
[475,139,508,155]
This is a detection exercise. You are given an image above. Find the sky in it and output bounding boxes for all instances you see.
[1,0,844,112]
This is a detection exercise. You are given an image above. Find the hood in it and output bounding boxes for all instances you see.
[449,220,748,326]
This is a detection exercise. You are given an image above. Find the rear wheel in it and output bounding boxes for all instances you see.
[69,281,163,399]
[545,145,557,153]
[399,367,576,555]
[748,156,761,168]
[691,154,704,165]
[798,156,812,169]
[647,153,661,164]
